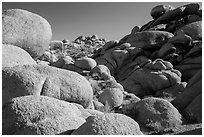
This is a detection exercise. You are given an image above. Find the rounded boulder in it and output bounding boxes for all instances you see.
[2,64,93,108]
[2,9,52,59]
[74,57,97,71]
[130,97,183,132]
[72,113,143,135]
[2,44,36,68]
[2,95,86,135]
[98,87,123,108]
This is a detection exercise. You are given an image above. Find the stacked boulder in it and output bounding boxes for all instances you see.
[2,2,202,135]
[90,2,202,132]
[74,35,106,45]
[2,9,102,135]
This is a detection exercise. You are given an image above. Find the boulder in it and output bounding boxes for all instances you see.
[52,56,74,68]
[71,113,143,135]
[90,65,112,80]
[126,31,174,49]
[2,44,36,68]
[126,97,183,132]
[2,64,93,108]
[131,25,140,34]
[2,9,52,59]
[74,57,97,71]
[176,21,202,40]
[2,95,85,135]
[120,59,181,97]
[151,4,175,19]
[39,51,58,63]
[98,87,123,108]
[151,3,200,27]
[101,40,118,54]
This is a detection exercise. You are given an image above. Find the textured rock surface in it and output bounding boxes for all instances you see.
[2,64,93,108]
[2,95,85,135]
[2,44,36,68]
[72,113,143,135]
[124,97,183,132]
[74,57,97,71]
[98,87,123,108]
[2,9,52,59]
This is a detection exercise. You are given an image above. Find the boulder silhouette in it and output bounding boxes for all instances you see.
[2,9,52,59]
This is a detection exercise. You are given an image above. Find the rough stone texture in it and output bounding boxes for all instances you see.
[74,57,97,71]
[98,87,123,108]
[2,64,93,108]
[2,9,52,59]
[126,31,174,49]
[125,97,183,132]
[2,95,86,135]
[2,44,36,68]
[71,113,143,135]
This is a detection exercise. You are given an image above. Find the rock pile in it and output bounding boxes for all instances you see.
[2,3,202,135]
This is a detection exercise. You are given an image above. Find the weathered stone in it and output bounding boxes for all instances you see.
[2,95,85,135]
[74,57,97,71]
[72,113,143,135]
[98,87,123,108]
[126,31,174,49]
[52,56,74,68]
[127,97,183,132]
[90,65,112,80]
[2,44,36,68]
[2,64,93,108]
[2,9,52,59]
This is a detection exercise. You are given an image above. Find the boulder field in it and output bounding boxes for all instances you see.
[2,3,202,135]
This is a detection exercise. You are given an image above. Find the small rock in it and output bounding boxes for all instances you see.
[74,57,97,71]
[98,87,123,108]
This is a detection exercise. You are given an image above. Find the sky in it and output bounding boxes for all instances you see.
[2,1,202,41]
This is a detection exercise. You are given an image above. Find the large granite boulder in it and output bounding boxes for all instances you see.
[2,95,86,135]
[72,113,143,135]
[2,44,36,68]
[2,9,52,59]
[123,97,183,132]
[2,64,93,108]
